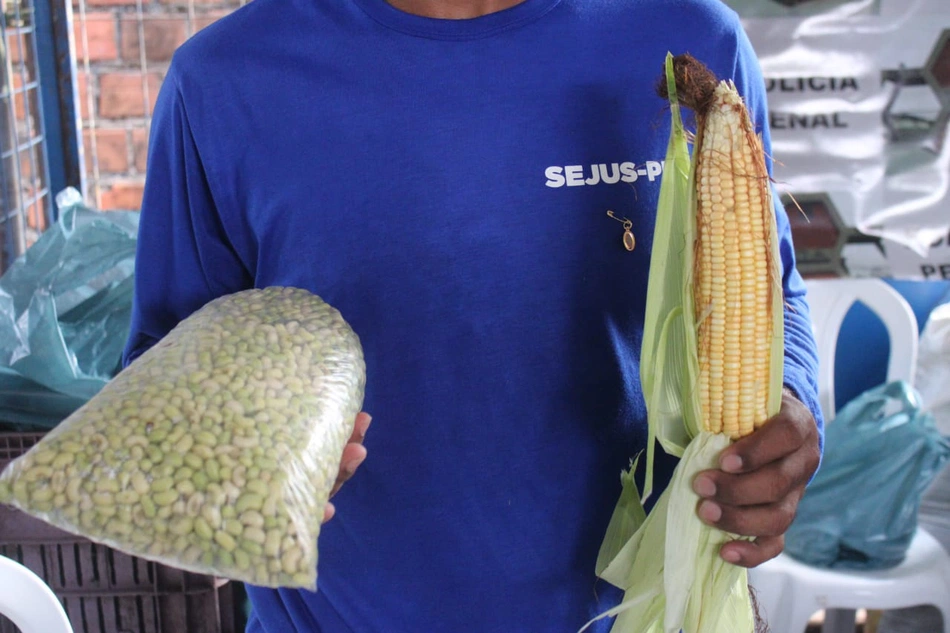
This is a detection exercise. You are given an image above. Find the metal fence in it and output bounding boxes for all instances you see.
[0,0,53,271]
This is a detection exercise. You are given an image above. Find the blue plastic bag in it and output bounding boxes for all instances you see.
[0,188,138,428]
[785,380,950,570]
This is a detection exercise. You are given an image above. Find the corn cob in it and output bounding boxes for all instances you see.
[665,55,783,441]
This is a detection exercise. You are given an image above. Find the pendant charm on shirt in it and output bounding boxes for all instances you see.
[607,210,636,252]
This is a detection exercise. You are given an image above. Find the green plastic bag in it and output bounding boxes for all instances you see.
[785,380,950,570]
[0,188,138,428]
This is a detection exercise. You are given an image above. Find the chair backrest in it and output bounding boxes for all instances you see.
[0,554,74,633]
[804,278,919,422]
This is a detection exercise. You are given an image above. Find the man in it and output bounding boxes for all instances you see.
[123,0,824,631]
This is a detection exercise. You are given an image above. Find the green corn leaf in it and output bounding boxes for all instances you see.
[595,455,647,578]
[637,52,701,503]
[663,432,752,633]
[586,431,755,633]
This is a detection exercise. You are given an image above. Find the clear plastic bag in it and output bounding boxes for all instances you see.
[916,298,950,435]
[0,188,138,428]
[914,294,950,546]
[0,286,366,590]
[784,380,950,571]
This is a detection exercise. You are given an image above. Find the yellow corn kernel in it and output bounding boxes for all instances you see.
[693,81,777,440]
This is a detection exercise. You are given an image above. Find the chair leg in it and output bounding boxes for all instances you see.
[938,599,950,633]
[822,608,857,633]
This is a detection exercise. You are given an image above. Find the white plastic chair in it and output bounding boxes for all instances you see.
[748,277,950,633]
[803,277,919,422]
[0,554,74,633]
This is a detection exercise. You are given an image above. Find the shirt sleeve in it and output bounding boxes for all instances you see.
[729,18,826,451]
[121,62,253,368]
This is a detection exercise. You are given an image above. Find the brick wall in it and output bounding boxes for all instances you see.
[74,0,241,210]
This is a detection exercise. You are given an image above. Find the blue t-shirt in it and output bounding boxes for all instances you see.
[123,0,824,631]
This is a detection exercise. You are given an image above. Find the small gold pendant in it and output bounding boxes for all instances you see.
[607,210,636,252]
[622,227,636,251]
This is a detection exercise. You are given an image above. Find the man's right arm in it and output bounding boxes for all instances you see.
[122,62,252,367]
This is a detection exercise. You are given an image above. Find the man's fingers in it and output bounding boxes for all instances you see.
[327,412,372,505]
[719,535,785,568]
[322,502,336,524]
[690,393,820,568]
[693,447,812,507]
[717,395,815,474]
[697,492,800,538]
[347,412,372,445]
[329,442,367,498]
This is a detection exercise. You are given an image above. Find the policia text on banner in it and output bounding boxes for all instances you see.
[770,113,849,130]
[766,75,858,130]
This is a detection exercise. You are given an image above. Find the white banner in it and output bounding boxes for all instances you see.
[724,0,950,279]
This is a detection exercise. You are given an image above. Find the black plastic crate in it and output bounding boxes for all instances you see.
[0,432,246,633]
